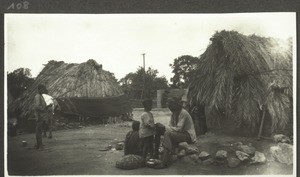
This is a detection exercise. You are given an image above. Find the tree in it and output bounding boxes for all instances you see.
[170,55,199,88]
[119,67,169,99]
[7,68,35,99]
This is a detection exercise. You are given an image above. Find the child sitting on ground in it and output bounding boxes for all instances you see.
[139,99,156,161]
[124,120,142,156]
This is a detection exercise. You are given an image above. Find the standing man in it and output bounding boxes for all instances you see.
[155,97,196,168]
[34,84,49,149]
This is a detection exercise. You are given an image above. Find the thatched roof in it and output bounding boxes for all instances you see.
[10,59,124,119]
[188,30,292,133]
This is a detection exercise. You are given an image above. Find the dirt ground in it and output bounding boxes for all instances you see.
[6,108,294,176]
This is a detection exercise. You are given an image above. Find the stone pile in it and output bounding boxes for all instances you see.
[177,141,267,168]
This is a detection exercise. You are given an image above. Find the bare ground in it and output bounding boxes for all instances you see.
[6,108,293,175]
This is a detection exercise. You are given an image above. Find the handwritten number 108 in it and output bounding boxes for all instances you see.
[7,1,29,10]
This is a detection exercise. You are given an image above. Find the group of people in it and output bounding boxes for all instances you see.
[33,84,197,169]
[124,97,197,169]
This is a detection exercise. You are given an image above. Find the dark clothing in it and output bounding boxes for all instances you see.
[124,130,141,156]
[191,106,207,135]
[34,94,47,149]
[141,135,154,159]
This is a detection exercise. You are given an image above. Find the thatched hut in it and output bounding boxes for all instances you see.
[9,59,131,121]
[188,30,292,136]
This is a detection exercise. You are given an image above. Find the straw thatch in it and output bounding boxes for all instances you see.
[188,30,292,133]
[9,59,124,120]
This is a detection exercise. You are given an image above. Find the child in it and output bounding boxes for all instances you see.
[124,121,142,156]
[139,99,156,161]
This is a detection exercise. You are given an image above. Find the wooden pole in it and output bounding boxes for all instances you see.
[257,107,266,140]
[141,53,145,99]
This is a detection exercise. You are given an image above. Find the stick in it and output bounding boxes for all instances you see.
[257,107,266,140]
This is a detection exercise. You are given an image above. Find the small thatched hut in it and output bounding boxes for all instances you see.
[9,59,131,121]
[188,30,292,136]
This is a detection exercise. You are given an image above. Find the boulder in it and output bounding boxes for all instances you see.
[236,151,250,161]
[216,150,227,159]
[250,151,266,164]
[273,134,291,144]
[270,143,293,165]
[227,157,241,168]
[199,151,211,161]
[186,146,199,155]
[237,145,255,155]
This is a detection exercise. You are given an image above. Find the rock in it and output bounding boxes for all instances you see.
[178,142,198,155]
[115,142,124,150]
[216,150,227,159]
[236,151,250,161]
[177,149,186,158]
[199,151,211,160]
[227,157,241,168]
[238,145,256,155]
[178,142,189,150]
[202,158,214,165]
[273,134,291,144]
[270,143,293,165]
[186,145,199,155]
[250,151,266,164]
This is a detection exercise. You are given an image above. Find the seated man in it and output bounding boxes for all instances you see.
[156,97,196,168]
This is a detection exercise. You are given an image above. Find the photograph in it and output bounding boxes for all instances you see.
[4,13,296,176]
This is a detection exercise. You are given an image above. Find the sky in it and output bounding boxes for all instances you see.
[5,13,296,83]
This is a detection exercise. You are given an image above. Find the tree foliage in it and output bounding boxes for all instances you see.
[170,55,199,88]
[7,68,35,99]
[120,67,169,99]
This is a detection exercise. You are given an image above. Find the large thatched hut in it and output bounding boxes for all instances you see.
[188,30,292,136]
[9,59,131,121]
